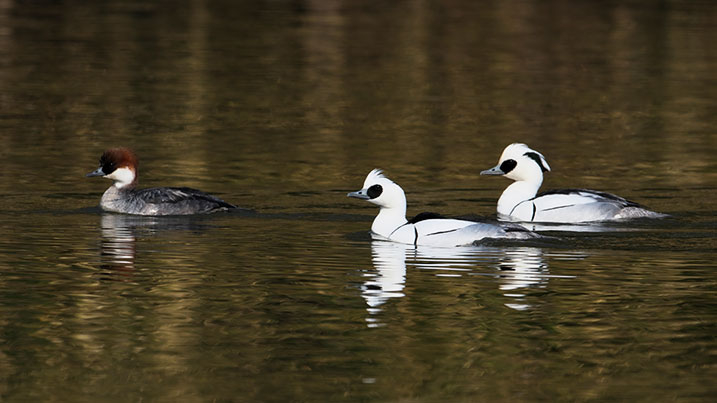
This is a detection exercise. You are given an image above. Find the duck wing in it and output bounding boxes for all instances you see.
[512,188,652,222]
[535,188,641,208]
[134,187,236,209]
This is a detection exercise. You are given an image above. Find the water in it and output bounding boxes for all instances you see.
[0,0,716,401]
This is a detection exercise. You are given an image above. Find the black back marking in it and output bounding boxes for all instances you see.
[367,184,383,199]
[531,203,537,221]
[523,152,549,172]
[407,212,445,224]
[425,228,460,236]
[542,204,576,211]
[499,159,517,174]
[509,200,531,216]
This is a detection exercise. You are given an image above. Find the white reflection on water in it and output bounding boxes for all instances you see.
[491,248,549,311]
[364,241,581,325]
[100,214,138,275]
[364,242,407,328]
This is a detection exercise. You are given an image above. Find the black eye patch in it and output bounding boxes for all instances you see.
[499,159,517,174]
[367,184,383,199]
[100,158,117,174]
[523,152,548,172]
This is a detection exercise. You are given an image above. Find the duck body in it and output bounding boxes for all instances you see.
[482,143,664,223]
[99,185,236,216]
[372,215,520,247]
[88,147,236,216]
[348,169,539,247]
[502,187,660,223]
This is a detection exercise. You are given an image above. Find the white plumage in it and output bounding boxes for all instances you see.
[348,169,539,246]
[481,143,665,223]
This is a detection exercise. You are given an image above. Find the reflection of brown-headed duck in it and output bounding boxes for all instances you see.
[87,147,236,216]
[481,143,665,223]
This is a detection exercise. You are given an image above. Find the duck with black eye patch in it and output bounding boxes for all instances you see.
[480,143,666,223]
[347,169,540,247]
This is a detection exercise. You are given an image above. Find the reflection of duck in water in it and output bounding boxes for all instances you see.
[363,241,408,327]
[348,169,540,247]
[98,213,222,278]
[496,248,548,291]
[100,214,138,276]
[363,242,575,322]
[481,143,665,223]
[494,247,549,311]
[410,245,553,311]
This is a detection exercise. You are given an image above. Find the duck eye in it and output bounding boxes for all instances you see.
[499,159,517,174]
[102,160,117,174]
[367,184,383,199]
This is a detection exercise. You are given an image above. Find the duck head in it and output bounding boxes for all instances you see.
[87,147,139,189]
[348,169,408,237]
[481,143,550,184]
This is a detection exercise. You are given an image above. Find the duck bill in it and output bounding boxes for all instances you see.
[480,165,504,176]
[347,190,370,200]
[86,167,105,177]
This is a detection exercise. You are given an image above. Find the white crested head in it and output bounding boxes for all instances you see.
[364,168,386,185]
[87,147,139,189]
[481,143,551,216]
[349,169,406,210]
[482,143,550,183]
[348,169,409,238]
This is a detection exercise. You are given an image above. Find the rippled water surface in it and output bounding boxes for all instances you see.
[1,1,715,401]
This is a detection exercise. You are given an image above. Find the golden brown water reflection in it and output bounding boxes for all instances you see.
[0,0,715,401]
